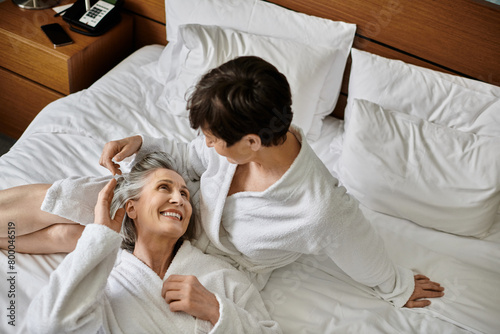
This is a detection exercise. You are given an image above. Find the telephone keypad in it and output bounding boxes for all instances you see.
[79,1,115,28]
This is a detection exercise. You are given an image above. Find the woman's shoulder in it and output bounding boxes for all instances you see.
[280,138,340,194]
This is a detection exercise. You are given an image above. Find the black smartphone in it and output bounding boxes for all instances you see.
[41,23,74,48]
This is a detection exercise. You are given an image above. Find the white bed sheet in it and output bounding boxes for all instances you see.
[1,45,499,334]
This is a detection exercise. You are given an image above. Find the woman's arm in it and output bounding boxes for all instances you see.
[137,134,208,181]
[26,224,122,334]
[323,200,443,308]
[26,179,125,333]
[99,134,208,181]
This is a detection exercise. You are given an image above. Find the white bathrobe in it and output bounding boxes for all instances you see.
[42,126,414,307]
[26,224,281,334]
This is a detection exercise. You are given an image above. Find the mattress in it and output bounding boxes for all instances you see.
[1,45,499,334]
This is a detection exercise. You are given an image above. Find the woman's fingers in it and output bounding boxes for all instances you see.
[94,178,122,232]
[420,282,444,292]
[405,299,431,308]
[404,275,445,308]
[112,141,139,162]
[99,136,143,175]
[99,142,122,175]
[161,275,220,325]
[161,280,184,297]
[96,178,116,213]
[103,177,117,198]
[100,141,127,175]
[113,208,126,226]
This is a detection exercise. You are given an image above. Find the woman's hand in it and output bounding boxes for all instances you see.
[404,274,445,308]
[162,275,220,326]
[99,135,143,175]
[94,178,125,233]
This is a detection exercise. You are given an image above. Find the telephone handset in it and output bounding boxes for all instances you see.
[63,0,124,36]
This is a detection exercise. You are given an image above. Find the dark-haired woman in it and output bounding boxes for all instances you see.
[1,56,443,309]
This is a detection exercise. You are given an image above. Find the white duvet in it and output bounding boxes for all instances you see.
[1,45,499,334]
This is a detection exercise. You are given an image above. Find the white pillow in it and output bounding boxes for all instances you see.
[340,99,500,238]
[160,0,356,141]
[346,49,500,137]
[157,24,339,137]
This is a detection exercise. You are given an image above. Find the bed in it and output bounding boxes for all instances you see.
[1,0,499,333]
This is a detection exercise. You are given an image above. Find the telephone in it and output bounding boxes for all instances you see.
[63,0,124,36]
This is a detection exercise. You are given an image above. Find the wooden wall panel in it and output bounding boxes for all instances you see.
[269,0,500,86]
[133,15,167,49]
[124,0,166,49]
[125,0,166,24]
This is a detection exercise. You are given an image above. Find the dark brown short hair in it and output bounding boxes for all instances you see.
[188,56,293,147]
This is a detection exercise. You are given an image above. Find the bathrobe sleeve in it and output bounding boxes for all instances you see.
[322,196,415,308]
[26,224,122,334]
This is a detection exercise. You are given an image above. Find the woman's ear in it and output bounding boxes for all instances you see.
[245,134,262,151]
[125,200,137,219]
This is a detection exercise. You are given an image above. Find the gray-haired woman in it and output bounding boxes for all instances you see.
[25,152,281,334]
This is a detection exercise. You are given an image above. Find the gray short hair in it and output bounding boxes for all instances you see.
[110,152,196,252]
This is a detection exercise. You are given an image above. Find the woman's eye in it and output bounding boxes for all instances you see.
[159,185,169,191]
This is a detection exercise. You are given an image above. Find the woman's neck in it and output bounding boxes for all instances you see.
[252,130,301,176]
[133,239,177,279]
[228,129,302,196]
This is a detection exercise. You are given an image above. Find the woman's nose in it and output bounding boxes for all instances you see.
[169,191,184,205]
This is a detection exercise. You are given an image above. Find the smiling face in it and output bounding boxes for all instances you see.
[125,168,192,243]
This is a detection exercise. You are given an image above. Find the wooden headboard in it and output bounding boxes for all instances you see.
[124,0,500,119]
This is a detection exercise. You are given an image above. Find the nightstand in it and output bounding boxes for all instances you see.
[0,0,133,139]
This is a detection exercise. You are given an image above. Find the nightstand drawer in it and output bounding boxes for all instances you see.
[0,31,71,95]
[0,68,63,139]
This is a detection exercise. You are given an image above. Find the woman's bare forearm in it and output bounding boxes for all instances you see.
[0,223,84,254]
[0,184,73,237]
